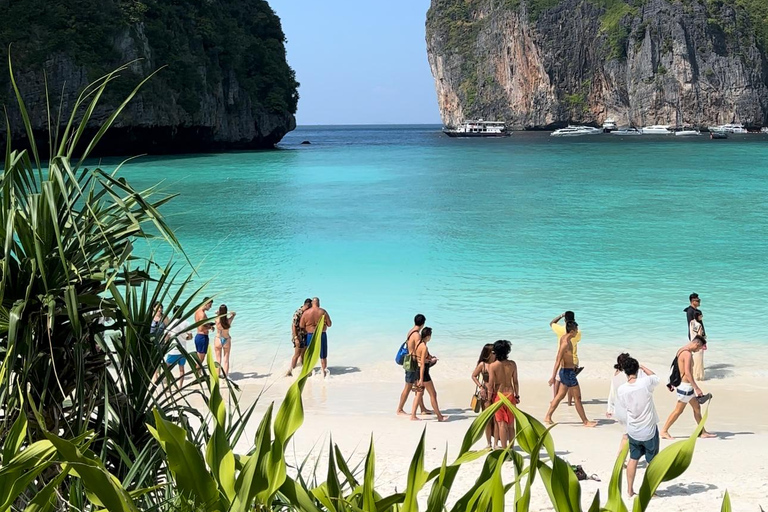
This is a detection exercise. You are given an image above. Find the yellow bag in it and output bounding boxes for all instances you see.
[470,388,482,413]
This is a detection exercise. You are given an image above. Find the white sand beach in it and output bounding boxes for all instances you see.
[225,343,768,511]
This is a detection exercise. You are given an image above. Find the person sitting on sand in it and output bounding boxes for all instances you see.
[615,357,660,497]
[300,297,332,377]
[410,327,445,422]
[487,339,519,448]
[214,304,236,377]
[550,311,581,406]
[661,336,714,439]
[397,314,432,416]
[689,310,707,381]
[544,321,597,427]
[471,343,497,448]
[288,298,312,376]
[194,298,214,369]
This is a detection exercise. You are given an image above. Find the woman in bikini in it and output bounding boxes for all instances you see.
[471,343,497,448]
[214,304,237,377]
[410,327,446,422]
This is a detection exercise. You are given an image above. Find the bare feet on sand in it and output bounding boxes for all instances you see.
[437,415,447,422]
[410,416,422,421]
[544,417,554,425]
[700,431,716,438]
[628,489,635,498]
[396,409,407,416]
[420,409,434,415]
[660,431,674,440]
[583,421,598,428]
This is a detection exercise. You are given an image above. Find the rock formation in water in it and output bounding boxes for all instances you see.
[426,0,768,129]
[0,0,298,153]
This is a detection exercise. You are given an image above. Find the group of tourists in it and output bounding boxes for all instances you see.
[152,298,237,382]
[288,297,333,377]
[391,292,714,497]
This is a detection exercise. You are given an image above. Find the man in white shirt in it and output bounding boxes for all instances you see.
[615,357,660,497]
[165,306,193,384]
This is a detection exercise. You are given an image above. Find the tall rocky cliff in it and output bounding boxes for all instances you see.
[0,0,298,154]
[426,0,768,129]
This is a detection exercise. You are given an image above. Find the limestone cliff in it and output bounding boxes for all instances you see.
[0,0,298,153]
[426,0,768,129]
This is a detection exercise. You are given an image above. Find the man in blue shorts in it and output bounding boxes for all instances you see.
[300,297,332,377]
[615,358,660,497]
[194,297,214,369]
[165,306,192,384]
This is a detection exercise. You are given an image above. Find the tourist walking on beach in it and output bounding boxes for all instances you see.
[397,314,432,416]
[214,304,237,377]
[689,310,707,381]
[194,298,214,368]
[300,297,332,376]
[164,306,192,384]
[550,311,581,406]
[487,340,519,448]
[607,353,632,455]
[471,343,497,448]
[661,336,714,439]
[544,321,596,427]
[615,357,660,497]
[288,298,312,376]
[410,327,445,422]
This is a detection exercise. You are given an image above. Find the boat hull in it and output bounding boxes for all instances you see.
[443,131,511,137]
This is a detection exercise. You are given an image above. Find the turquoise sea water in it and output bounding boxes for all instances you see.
[123,126,768,364]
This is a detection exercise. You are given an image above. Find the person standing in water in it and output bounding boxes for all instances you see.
[288,298,312,376]
[660,336,714,439]
[194,298,214,368]
[544,321,597,427]
[300,297,332,376]
[214,304,237,377]
[487,339,519,448]
[410,327,445,422]
[471,343,497,448]
[550,311,581,406]
[397,314,432,416]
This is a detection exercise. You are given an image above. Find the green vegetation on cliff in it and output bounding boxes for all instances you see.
[0,0,298,116]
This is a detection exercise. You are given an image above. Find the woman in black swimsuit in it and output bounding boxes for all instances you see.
[410,327,446,422]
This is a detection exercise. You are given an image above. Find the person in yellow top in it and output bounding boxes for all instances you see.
[550,311,583,406]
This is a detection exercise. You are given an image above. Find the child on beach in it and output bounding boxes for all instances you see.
[471,343,497,448]
[410,327,445,422]
[214,304,236,377]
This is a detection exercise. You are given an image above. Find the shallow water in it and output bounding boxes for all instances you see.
[120,126,768,365]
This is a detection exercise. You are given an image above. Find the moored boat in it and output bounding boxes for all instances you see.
[707,123,747,134]
[675,129,701,136]
[611,127,643,136]
[443,120,510,137]
[602,118,617,132]
[550,125,602,137]
[641,125,673,135]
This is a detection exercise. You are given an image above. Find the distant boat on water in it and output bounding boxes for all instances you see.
[708,123,747,134]
[443,120,510,137]
[612,127,643,136]
[602,118,617,132]
[550,125,601,137]
[642,125,673,135]
[675,129,701,136]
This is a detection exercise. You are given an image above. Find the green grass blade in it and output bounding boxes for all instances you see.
[362,436,377,512]
[402,428,428,512]
[23,468,71,512]
[720,490,731,512]
[605,442,629,512]
[204,348,236,503]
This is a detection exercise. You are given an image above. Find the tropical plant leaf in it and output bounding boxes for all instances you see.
[604,442,629,512]
[204,348,236,502]
[402,428,429,512]
[721,490,731,512]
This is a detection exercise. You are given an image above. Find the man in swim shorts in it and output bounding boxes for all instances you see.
[300,297,332,377]
[550,311,582,405]
[661,336,714,439]
[194,298,214,369]
[396,314,432,416]
[544,321,597,427]
[487,339,519,448]
[287,298,312,376]
[615,357,660,497]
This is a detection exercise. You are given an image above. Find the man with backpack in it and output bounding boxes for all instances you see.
[661,336,715,439]
[396,314,432,416]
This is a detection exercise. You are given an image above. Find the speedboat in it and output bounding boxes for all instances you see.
[675,129,701,136]
[443,120,510,137]
[611,127,643,136]
[707,123,747,134]
[550,125,602,137]
[641,125,673,135]
[710,130,728,139]
[602,118,617,132]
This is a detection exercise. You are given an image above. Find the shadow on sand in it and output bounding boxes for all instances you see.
[227,371,267,382]
[325,366,361,376]
[657,482,717,497]
[704,363,734,380]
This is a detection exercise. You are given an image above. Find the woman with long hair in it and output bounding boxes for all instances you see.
[214,304,237,376]
[471,343,497,448]
[150,302,167,336]
[410,327,445,422]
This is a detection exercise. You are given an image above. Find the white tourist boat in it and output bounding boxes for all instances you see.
[550,125,602,137]
[761,127,768,134]
[707,123,747,134]
[675,129,701,136]
[611,127,643,136]
[641,125,673,135]
[602,118,617,132]
[443,120,510,137]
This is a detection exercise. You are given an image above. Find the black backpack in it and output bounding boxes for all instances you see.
[666,350,686,391]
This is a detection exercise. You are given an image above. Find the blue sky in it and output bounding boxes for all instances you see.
[269,0,442,125]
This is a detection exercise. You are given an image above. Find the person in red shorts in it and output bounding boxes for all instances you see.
[487,339,519,448]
